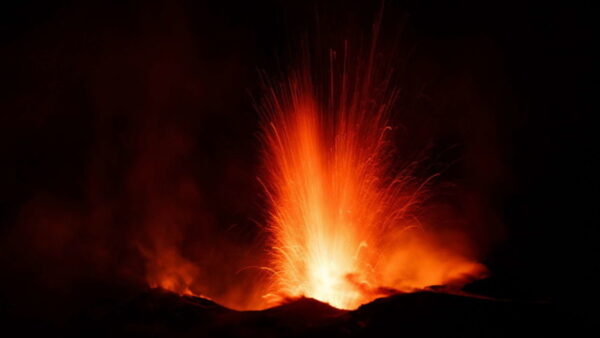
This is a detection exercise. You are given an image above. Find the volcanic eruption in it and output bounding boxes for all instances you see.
[2,1,585,336]
[140,11,489,312]
[259,19,486,310]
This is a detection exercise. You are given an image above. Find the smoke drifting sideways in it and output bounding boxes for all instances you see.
[0,0,509,324]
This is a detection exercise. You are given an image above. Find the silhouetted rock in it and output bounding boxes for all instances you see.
[61,287,579,337]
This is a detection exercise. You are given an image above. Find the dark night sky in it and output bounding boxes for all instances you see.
[0,0,594,330]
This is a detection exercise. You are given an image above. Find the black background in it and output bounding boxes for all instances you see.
[0,0,594,331]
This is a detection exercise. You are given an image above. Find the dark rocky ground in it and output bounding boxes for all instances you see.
[48,287,581,337]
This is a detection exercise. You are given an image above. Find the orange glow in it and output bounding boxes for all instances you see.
[143,245,200,297]
[260,36,486,309]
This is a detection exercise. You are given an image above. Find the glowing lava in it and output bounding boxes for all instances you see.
[260,31,486,309]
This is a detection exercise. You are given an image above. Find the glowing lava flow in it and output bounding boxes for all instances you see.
[260,35,486,310]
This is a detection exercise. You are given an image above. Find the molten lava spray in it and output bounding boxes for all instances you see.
[260,25,486,310]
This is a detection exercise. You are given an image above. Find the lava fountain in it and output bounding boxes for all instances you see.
[259,23,486,310]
